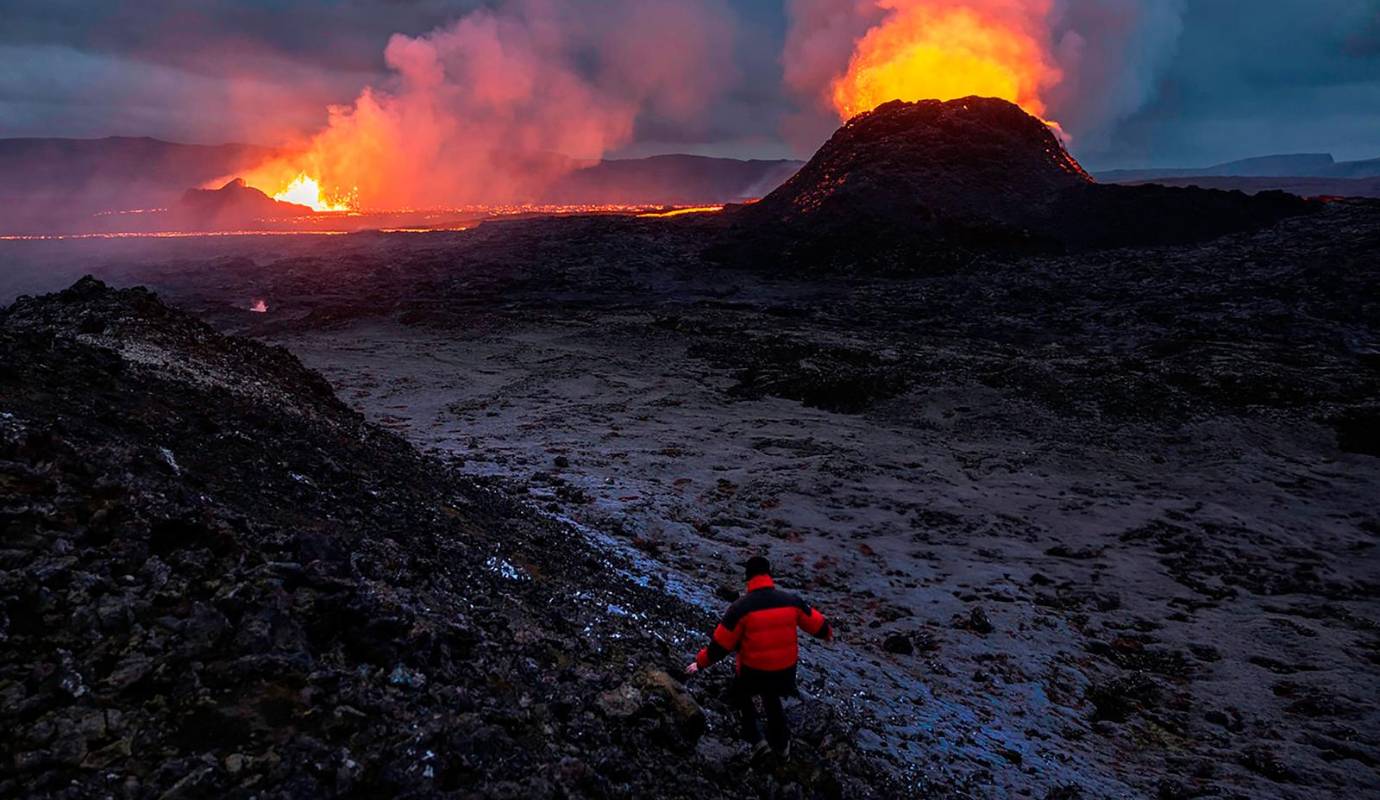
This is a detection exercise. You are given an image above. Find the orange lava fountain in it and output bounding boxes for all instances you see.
[272,174,356,212]
[830,0,1063,129]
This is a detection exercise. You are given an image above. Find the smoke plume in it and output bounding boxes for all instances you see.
[782,0,1186,153]
[242,0,735,209]
[1046,0,1186,149]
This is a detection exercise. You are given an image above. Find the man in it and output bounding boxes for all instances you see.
[685,556,832,760]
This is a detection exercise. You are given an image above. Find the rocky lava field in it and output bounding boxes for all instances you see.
[2,99,1378,799]
[0,278,903,799]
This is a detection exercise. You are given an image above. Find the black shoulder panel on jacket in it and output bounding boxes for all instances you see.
[722,588,807,629]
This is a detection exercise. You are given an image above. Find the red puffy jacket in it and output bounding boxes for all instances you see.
[696,574,831,673]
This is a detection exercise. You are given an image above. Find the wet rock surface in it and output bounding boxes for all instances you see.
[0,279,902,798]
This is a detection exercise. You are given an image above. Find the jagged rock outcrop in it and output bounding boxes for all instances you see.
[0,278,900,798]
[729,97,1314,270]
[175,178,313,227]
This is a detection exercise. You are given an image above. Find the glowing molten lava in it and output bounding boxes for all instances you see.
[272,174,355,212]
[636,205,725,218]
[831,1,1062,127]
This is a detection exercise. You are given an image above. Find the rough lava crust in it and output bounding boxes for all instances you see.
[0,278,902,798]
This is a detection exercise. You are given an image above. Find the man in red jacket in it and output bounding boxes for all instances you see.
[685,556,832,759]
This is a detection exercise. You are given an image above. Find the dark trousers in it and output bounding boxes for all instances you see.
[738,691,789,751]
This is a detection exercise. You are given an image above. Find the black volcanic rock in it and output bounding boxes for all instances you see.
[750,96,1091,230]
[730,97,1314,270]
[1048,180,1311,250]
[1107,175,1380,200]
[0,278,901,798]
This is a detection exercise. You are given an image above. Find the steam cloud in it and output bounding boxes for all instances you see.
[245,0,735,208]
[782,0,1187,153]
[1046,0,1186,148]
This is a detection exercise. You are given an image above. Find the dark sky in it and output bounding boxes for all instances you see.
[0,0,1375,169]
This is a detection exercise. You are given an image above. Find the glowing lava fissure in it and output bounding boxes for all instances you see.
[636,205,725,218]
[831,0,1063,131]
[271,174,356,213]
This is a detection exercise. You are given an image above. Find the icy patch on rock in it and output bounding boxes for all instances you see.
[158,447,181,474]
[484,555,525,581]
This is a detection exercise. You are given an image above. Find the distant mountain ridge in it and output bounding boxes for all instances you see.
[0,136,283,233]
[0,136,278,191]
[1098,153,1380,199]
[8,133,1370,234]
[0,136,802,234]
[1098,152,1380,182]
[544,154,802,204]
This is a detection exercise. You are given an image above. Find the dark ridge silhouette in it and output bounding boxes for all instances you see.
[175,178,314,227]
[1109,175,1380,199]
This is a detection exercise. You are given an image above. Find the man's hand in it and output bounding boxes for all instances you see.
[684,661,699,676]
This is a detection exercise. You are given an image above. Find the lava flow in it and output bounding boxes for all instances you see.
[636,205,725,218]
[831,0,1062,127]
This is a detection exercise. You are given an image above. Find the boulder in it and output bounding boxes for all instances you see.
[636,668,705,741]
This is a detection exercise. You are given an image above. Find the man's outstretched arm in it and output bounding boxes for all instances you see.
[797,604,832,641]
[686,616,741,674]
